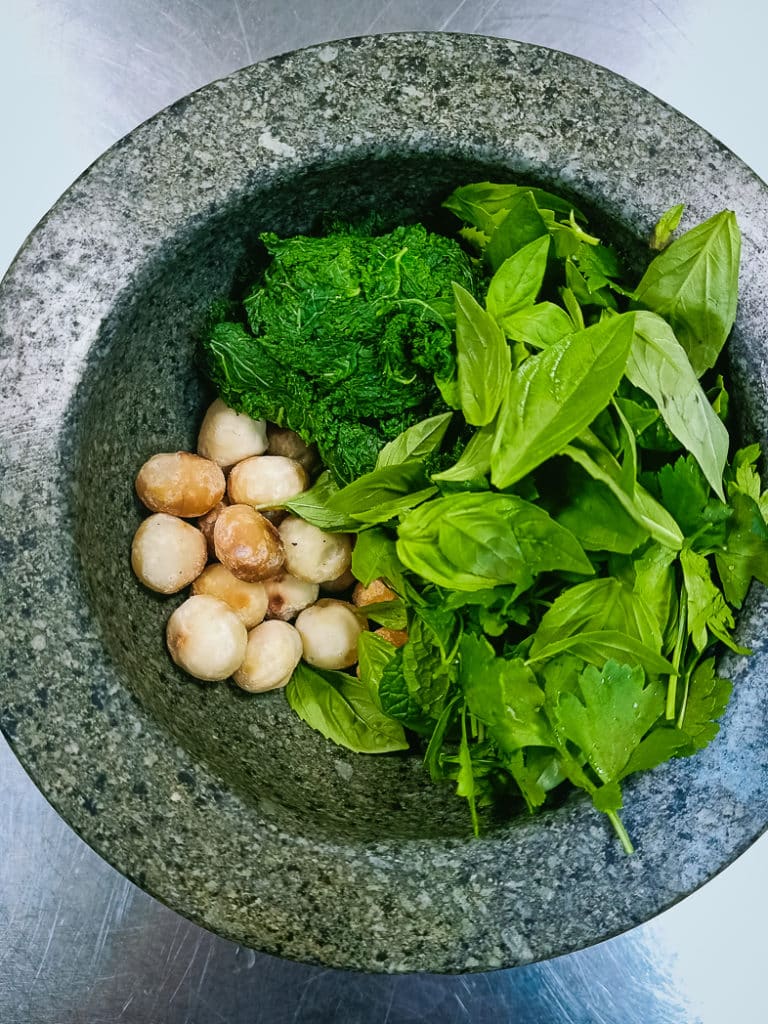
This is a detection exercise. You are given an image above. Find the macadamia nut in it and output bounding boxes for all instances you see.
[135,452,225,518]
[166,595,247,681]
[131,513,207,594]
[267,425,319,474]
[233,620,303,692]
[295,598,365,670]
[278,516,352,584]
[191,563,268,629]
[198,499,228,559]
[213,503,284,582]
[352,579,397,606]
[264,574,319,621]
[227,456,308,509]
[197,398,268,467]
[321,568,356,593]
[374,627,409,648]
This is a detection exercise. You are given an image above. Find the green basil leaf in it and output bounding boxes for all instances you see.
[560,286,585,330]
[375,413,453,469]
[634,210,741,376]
[501,301,574,349]
[485,193,549,272]
[350,527,407,591]
[631,543,679,650]
[650,203,685,251]
[530,578,662,657]
[491,313,636,487]
[286,662,409,754]
[528,630,676,675]
[361,599,408,630]
[614,396,660,437]
[397,492,593,592]
[326,461,435,521]
[443,181,583,234]
[424,697,461,781]
[357,631,398,693]
[486,235,551,319]
[431,421,495,483]
[453,282,511,427]
[627,311,728,500]
[557,475,648,554]
[284,471,358,531]
[563,432,684,550]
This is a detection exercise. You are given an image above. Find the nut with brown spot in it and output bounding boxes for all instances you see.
[191,563,268,629]
[135,452,225,517]
[197,498,229,559]
[264,574,319,621]
[374,627,409,648]
[213,503,285,582]
[166,595,248,681]
[266,425,319,474]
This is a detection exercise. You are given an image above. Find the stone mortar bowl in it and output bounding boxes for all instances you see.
[1,33,768,974]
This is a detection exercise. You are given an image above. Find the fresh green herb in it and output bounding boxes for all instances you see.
[650,203,685,250]
[491,314,636,487]
[286,662,408,754]
[203,177,767,854]
[634,210,741,376]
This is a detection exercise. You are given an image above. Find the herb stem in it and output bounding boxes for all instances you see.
[676,665,693,731]
[665,590,688,721]
[607,811,635,855]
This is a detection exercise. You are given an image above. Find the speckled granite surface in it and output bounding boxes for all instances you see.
[1,33,768,973]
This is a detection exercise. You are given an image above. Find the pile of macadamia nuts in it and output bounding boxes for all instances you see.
[130,398,396,692]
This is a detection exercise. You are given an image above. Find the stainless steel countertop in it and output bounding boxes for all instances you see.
[1,2,766,1021]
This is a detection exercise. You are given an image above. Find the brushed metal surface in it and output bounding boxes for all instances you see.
[1,1,766,1021]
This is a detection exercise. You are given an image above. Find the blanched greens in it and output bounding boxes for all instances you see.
[204,223,475,483]
[205,180,768,853]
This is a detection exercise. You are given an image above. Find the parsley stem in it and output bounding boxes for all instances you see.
[665,590,688,721]
[607,811,635,855]
[676,666,693,731]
